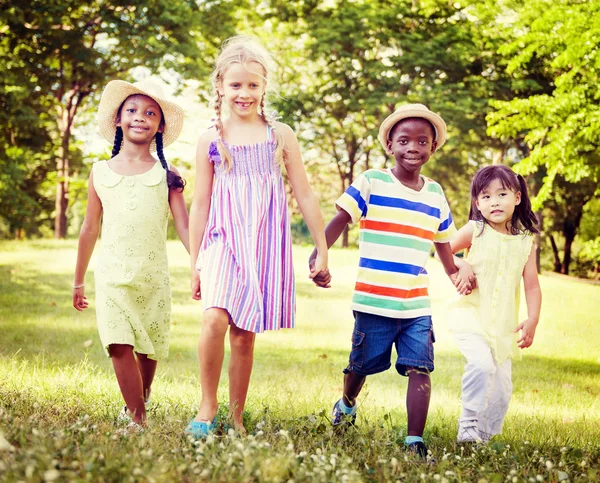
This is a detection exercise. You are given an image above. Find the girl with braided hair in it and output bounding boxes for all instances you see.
[73,80,189,432]
[187,35,329,438]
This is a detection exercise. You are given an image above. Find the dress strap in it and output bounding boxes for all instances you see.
[267,124,272,141]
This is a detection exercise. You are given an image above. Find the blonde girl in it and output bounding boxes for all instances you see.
[186,36,329,438]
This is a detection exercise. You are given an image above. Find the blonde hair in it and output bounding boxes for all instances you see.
[210,35,286,170]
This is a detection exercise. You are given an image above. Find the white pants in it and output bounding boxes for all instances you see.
[454,332,512,438]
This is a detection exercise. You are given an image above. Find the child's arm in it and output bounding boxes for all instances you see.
[278,123,328,279]
[308,208,353,287]
[515,244,541,349]
[73,172,103,311]
[450,222,477,293]
[189,132,216,300]
[168,165,190,254]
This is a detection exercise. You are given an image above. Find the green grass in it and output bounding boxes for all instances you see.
[1,240,599,482]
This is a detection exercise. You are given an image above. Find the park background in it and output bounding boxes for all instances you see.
[1,0,599,481]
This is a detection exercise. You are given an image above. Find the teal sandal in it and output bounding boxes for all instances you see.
[185,417,217,439]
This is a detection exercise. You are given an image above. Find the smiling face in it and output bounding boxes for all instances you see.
[387,118,437,177]
[218,61,266,119]
[117,95,164,145]
[475,178,522,233]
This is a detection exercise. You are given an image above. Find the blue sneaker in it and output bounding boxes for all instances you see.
[185,417,216,439]
[331,399,357,426]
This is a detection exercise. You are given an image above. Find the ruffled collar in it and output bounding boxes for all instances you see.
[95,161,164,187]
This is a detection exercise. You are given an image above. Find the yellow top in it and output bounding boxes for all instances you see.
[445,221,533,363]
[92,160,171,360]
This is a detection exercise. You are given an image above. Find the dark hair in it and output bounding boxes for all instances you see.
[469,165,539,235]
[112,97,185,192]
[389,117,436,143]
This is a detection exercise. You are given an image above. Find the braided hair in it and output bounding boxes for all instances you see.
[155,132,185,191]
[210,35,286,171]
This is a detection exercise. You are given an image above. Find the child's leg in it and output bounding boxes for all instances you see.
[194,307,230,422]
[135,352,157,402]
[342,371,367,407]
[406,367,431,436]
[454,333,496,416]
[228,323,256,431]
[110,344,146,424]
[479,358,512,439]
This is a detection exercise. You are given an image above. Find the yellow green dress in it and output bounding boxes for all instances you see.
[92,160,171,360]
[445,220,534,363]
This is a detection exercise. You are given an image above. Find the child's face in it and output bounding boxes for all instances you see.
[219,61,266,118]
[117,95,164,144]
[387,118,437,175]
[475,178,521,232]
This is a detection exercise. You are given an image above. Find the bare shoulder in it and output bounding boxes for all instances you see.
[197,126,218,147]
[273,121,296,139]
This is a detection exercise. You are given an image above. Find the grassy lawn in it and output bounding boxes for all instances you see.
[1,240,599,482]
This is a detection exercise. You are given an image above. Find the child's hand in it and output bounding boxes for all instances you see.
[191,270,201,300]
[449,260,476,295]
[309,254,331,288]
[515,318,537,348]
[73,287,88,312]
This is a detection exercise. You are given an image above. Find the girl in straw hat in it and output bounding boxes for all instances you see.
[73,80,189,432]
[186,35,329,438]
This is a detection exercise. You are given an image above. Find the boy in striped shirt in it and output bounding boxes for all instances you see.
[310,104,471,458]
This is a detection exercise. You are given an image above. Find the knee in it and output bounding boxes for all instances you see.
[201,309,229,336]
[230,331,256,354]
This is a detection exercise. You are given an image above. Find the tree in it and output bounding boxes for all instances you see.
[264,0,517,245]
[486,0,600,274]
[1,0,240,238]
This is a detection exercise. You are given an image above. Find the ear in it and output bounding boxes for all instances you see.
[430,140,438,154]
[515,191,522,205]
[386,139,393,155]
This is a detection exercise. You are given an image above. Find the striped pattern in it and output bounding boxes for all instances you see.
[196,127,295,332]
[336,169,455,319]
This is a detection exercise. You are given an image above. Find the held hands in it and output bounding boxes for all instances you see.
[449,260,477,295]
[515,318,537,349]
[309,253,331,288]
[191,269,201,300]
[72,287,89,312]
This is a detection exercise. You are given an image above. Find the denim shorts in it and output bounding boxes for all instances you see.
[343,311,435,377]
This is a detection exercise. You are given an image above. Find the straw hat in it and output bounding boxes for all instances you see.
[378,103,447,152]
[97,80,184,151]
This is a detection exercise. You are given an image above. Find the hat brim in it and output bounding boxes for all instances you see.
[378,108,447,151]
[97,80,184,152]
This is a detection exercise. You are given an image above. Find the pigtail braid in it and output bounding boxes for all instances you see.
[214,91,233,171]
[259,94,286,165]
[155,132,185,192]
[111,127,123,157]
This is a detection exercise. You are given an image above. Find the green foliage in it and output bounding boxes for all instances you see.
[0,0,241,237]
[487,0,600,205]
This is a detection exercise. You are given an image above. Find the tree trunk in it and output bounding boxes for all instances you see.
[548,234,562,273]
[561,235,573,275]
[54,129,70,239]
[535,210,542,274]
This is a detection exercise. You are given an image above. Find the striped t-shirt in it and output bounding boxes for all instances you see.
[336,168,456,319]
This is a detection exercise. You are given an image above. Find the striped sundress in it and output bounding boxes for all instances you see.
[196,126,295,333]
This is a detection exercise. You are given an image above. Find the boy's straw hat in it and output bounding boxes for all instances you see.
[378,103,447,151]
[97,80,184,150]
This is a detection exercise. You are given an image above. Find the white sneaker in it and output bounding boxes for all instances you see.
[457,418,482,443]
[117,406,132,424]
